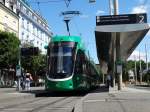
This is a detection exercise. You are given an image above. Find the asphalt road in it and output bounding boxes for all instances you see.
[2,85,150,112]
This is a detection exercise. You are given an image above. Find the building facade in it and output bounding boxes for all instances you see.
[17,0,52,54]
[0,0,19,36]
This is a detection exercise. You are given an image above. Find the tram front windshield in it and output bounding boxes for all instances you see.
[48,42,76,79]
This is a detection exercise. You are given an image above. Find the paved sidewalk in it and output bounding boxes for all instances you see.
[74,86,150,112]
[0,87,45,101]
[109,86,150,93]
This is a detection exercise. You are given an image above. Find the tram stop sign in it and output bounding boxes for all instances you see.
[16,65,21,76]
[116,60,122,74]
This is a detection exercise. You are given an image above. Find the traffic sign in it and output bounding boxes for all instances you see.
[16,65,21,76]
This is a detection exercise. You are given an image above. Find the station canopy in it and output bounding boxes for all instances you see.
[95,13,150,73]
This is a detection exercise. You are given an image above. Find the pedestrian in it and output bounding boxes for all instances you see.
[106,67,112,88]
[106,74,111,88]
[20,69,25,90]
[25,71,33,91]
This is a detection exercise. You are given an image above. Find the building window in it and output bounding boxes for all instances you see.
[3,15,8,28]
[9,2,14,10]
[37,29,39,37]
[21,32,24,40]
[20,4,23,10]
[23,6,26,13]
[34,16,37,21]
[29,11,32,17]
[32,14,34,19]
[40,31,42,39]
[35,28,37,36]
[27,35,29,39]
[22,18,24,28]
[26,9,29,15]
[13,21,16,24]
[13,21,16,26]
[33,26,35,34]
[27,21,29,31]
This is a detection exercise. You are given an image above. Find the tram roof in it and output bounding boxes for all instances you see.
[52,35,81,43]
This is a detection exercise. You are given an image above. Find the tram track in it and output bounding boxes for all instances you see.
[0,97,44,111]
[29,97,78,112]
[0,96,75,112]
[0,91,84,112]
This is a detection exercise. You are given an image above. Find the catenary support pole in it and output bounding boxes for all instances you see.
[139,50,142,84]
[109,0,116,88]
[113,0,122,90]
[134,55,137,85]
[112,33,116,87]
[109,0,113,15]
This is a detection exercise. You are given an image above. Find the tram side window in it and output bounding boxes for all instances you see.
[74,51,83,74]
[47,47,50,56]
[91,66,96,76]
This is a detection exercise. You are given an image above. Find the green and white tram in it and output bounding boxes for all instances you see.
[45,35,101,91]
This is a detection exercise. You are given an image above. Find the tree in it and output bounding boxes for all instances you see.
[124,60,146,82]
[20,42,46,77]
[21,54,46,74]
[0,31,20,68]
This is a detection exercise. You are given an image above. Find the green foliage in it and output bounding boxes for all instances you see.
[0,31,20,68]
[124,60,147,81]
[125,60,146,71]
[20,41,46,76]
[21,54,46,76]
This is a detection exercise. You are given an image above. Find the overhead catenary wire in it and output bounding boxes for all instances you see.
[28,0,64,4]
[28,0,72,8]
[64,0,72,8]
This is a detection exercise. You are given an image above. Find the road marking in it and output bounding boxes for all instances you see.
[45,107,72,110]
[84,99,105,103]
[84,98,126,103]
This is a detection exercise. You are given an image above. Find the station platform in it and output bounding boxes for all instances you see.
[74,85,150,112]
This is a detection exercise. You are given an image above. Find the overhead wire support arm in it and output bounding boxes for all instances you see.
[64,0,72,7]
[60,11,81,36]
[64,18,71,36]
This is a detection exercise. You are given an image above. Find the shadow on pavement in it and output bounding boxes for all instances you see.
[89,85,109,93]
[136,85,150,87]
[20,85,108,97]
[21,89,88,97]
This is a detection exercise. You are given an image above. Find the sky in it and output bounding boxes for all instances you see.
[27,0,150,63]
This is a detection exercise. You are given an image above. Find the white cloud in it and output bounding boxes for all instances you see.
[128,50,146,61]
[80,15,89,18]
[139,0,145,4]
[96,10,105,15]
[147,31,150,36]
[145,23,150,36]
[131,5,148,13]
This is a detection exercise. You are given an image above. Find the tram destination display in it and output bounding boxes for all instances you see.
[96,13,147,26]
